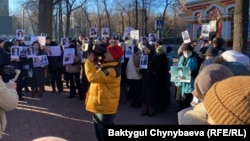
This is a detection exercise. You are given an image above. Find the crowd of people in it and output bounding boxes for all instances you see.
[0,33,250,141]
[176,35,250,125]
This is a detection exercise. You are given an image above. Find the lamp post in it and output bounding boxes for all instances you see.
[155,13,163,41]
[21,8,24,30]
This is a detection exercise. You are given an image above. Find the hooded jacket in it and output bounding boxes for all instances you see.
[84,60,121,114]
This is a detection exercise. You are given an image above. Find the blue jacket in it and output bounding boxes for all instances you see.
[175,54,197,96]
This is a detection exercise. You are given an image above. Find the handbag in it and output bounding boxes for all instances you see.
[27,68,33,78]
[3,65,16,75]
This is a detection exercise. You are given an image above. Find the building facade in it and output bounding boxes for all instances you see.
[0,0,9,16]
[0,0,12,35]
[185,0,249,47]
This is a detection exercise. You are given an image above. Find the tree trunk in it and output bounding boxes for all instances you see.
[233,0,249,54]
[135,0,138,30]
[65,12,71,37]
[59,0,63,39]
[38,0,53,38]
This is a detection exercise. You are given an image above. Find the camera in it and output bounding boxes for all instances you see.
[87,41,107,63]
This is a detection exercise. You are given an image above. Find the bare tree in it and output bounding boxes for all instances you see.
[161,0,174,30]
[114,2,125,34]
[233,0,249,54]
[101,0,111,33]
[115,0,134,28]
[64,0,87,37]
[135,0,138,29]
[81,6,91,31]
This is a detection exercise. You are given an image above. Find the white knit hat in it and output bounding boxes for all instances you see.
[221,50,250,67]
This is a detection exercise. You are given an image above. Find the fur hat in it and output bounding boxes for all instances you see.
[221,50,249,67]
[204,76,250,125]
[156,45,166,55]
[193,64,234,101]
[106,45,123,60]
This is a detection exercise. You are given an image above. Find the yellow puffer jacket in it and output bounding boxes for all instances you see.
[84,60,121,114]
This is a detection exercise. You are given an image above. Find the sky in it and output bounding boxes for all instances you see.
[9,0,22,16]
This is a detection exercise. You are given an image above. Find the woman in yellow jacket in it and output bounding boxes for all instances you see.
[84,40,123,141]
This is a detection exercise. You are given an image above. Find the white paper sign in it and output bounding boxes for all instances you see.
[181,30,191,43]
[47,46,61,56]
[61,38,69,47]
[11,46,20,59]
[201,24,209,37]
[89,27,97,38]
[16,29,24,40]
[149,33,157,44]
[33,55,49,67]
[140,55,148,69]
[27,46,36,58]
[63,48,75,65]
[102,28,109,37]
[37,36,46,46]
[123,27,135,39]
[125,45,134,58]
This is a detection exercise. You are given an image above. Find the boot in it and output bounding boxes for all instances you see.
[141,103,148,116]
[25,86,30,92]
[17,89,24,101]
[31,88,35,98]
[51,86,56,93]
[148,105,155,117]
[38,87,43,97]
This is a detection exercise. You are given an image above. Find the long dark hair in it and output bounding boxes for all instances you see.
[31,41,43,53]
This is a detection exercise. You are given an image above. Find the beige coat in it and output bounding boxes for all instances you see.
[181,102,208,125]
[0,79,18,139]
[65,46,82,73]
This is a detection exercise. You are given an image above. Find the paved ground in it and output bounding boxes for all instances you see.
[3,82,178,141]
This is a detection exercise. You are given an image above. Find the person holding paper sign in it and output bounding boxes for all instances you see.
[1,41,25,101]
[174,43,198,112]
[138,44,161,117]
[26,41,47,98]
[176,67,187,80]
[46,37,64,94]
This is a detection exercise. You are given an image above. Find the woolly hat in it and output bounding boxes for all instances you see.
[204,76,250,125]
[221,50,250,67]
[223,62,250,76]
[204,47,218,56]
[182,43,193,52]
[193,64,234,101]
[106,44,123,60]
